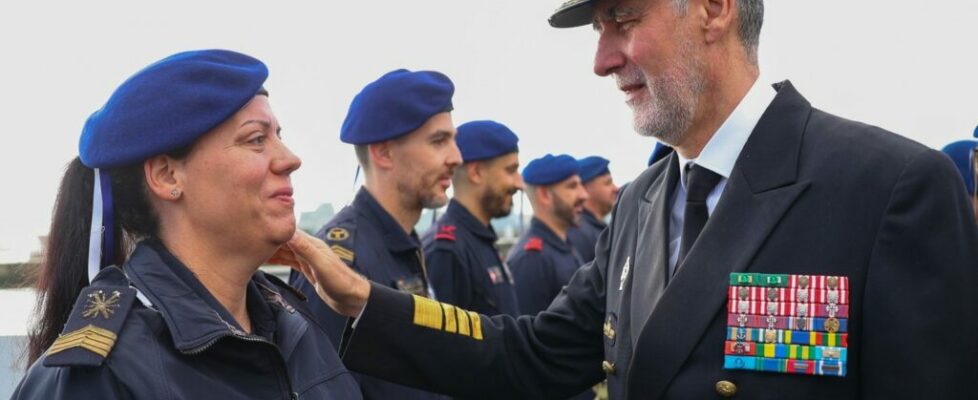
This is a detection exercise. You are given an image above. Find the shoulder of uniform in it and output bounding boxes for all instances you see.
[43,267,137,368]
[316,220,357,264]
[434,224,457,242]
[523,236,544,252]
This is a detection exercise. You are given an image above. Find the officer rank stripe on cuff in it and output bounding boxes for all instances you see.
[412,295,483,340]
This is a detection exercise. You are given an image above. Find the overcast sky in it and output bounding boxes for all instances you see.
[0,1,975,263]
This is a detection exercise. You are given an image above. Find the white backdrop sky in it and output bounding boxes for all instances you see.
[1,1,975,263]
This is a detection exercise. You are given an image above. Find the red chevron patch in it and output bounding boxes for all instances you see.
[524,237,543,252]
[435,225,457,241]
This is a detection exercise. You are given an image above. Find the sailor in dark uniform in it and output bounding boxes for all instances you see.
[290,69,461,400]
[508,154,588,316]
[567,156,619,263]
[13,50,361,399]
[422,120,523,317]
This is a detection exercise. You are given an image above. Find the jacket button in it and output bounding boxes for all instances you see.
[601,360,616,375]
[715,380,737,397]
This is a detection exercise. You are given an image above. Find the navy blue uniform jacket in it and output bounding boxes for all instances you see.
[508,217,585,315]
[13,241,361,399]
[567,210,607,263]
[422,200,520,317]
[334,82,978,399]
[292,188,445,400]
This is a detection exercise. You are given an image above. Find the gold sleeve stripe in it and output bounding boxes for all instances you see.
[441,303,458,333]
[329,245,355,262]
[412,295,443,330]
[47,324,118,358]
[467,311,484,340]
[455,307,471,336]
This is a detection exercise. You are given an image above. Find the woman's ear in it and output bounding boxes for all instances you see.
[144,155,184,201]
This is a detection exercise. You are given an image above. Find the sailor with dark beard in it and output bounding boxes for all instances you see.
[290,69,461,400]
[423,120,524,317]
[507,154,589,316]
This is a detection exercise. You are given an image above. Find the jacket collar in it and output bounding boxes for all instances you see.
[354,187,422,253]
[529,217,572,253]
[446,199,498,242]
[124,241,278,353]
[581,209,606,230]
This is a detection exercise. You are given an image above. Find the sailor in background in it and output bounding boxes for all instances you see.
[291,69,460,400]
[423,120,523,317]
[567,156,619,263]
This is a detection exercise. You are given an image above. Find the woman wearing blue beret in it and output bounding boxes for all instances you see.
[14,50,362,399]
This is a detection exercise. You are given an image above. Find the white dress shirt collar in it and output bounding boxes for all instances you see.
[677,77,777,187]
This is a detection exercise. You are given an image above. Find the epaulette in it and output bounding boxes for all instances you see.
[434,224,457,242]
[44,266,136,367]
[317,221,357,265]
[524,237,544,252]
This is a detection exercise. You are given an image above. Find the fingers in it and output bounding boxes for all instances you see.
[282,229,370,317]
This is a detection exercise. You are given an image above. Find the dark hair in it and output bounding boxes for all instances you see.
[354,144,370,170]
[26,149,189,365]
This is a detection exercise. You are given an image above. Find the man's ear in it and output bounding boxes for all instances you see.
[466,162,484,185]
[702,0,736,45]
[144,155,184,201]
[536,186,553,208]
[368,141,396,171]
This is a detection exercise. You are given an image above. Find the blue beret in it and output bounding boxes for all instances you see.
[578,156,610,183]
[522,154,580,186]
[456,120,519,162]
[941,140,977,195]
[340,69,455,145]
[79,49,268,168]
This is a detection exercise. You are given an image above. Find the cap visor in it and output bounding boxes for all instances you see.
[549,1,595,28]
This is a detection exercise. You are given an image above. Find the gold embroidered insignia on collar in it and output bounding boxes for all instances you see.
[82,290,121,319]
[326,227,350,241]
[47,324,118,358]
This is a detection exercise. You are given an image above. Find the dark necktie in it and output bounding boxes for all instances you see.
[677,164,723,270]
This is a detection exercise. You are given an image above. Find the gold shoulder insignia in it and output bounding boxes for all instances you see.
[326,227,350,241]
[82,290,122,319]
[43,283,136,367]
[48,324,117,358]
[330,244,355,262]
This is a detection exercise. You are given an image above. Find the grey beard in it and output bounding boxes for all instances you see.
[631,40,705,146]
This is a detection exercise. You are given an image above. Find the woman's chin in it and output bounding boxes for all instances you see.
[267,219,297,245]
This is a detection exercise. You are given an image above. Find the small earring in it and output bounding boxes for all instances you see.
[170,189,180,198]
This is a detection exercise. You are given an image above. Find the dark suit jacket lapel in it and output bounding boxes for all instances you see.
[626,81,814,399]
[629,153,679,345]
